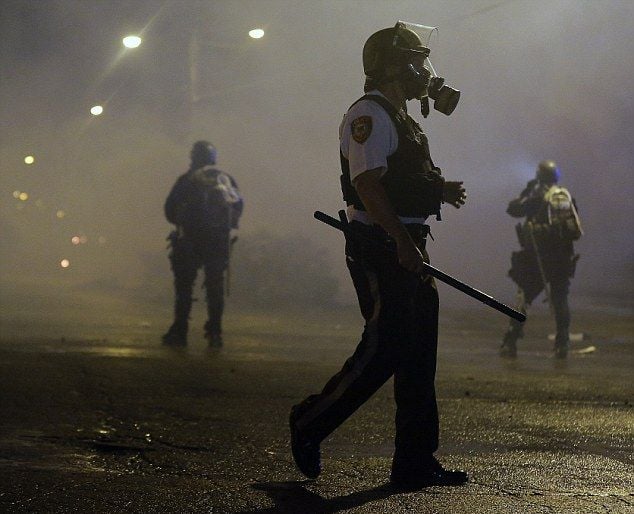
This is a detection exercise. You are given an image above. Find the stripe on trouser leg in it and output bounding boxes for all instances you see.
[295,268,382,431]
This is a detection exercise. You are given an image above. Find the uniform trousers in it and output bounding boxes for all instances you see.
[169,231,229,335]
[293,222,440,468]
[506,245,574,346]
[507,273,571,346]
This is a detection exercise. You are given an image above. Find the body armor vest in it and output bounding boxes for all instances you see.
[340,94,444,219]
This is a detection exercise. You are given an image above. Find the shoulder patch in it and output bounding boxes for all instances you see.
[351,116,373,144]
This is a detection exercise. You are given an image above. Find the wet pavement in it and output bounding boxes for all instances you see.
[0,307,632,513]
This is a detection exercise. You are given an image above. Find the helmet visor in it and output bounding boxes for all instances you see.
[394,21,436,50]
[393,21,438,78]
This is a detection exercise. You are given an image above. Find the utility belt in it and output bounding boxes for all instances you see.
[349,220,431,251]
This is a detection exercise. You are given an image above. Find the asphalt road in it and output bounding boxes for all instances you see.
[0,307,632,513]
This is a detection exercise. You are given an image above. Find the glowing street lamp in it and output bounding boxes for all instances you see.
[90,105,103,116]
[122,35,142,48]
[60,259,70,268]
[249,28,265,39]
[24,155,35,164]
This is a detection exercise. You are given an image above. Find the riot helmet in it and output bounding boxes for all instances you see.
[362,21,460,117]
[190,140,217,167]
[536,160,560,184]
[363,26,428,80]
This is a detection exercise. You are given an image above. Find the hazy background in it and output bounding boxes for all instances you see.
[1,0,633,336]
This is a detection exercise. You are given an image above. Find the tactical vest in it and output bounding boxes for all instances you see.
[340,94,444,219]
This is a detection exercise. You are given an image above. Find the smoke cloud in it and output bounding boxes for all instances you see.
[1,0,632,334]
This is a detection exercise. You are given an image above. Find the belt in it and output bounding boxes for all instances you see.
[404,223,431,243]
[349,220,431,249]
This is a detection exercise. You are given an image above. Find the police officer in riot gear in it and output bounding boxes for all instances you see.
[290,22,468,490]
[501,160,582,359]
[163,141,243,347]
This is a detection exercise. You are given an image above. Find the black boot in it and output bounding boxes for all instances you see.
[162,321,188,346]
[554,334,569,359]
[205,332,223,348]
[204,320,222,348]
[289,406,321,479]
[390,455,468,490]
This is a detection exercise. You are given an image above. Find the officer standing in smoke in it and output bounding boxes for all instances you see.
[500,160,582,359]
[163,141,243,347]
[290,22,468,489]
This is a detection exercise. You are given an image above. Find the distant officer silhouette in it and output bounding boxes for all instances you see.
[501,160,582,358]
[163,141,243,347]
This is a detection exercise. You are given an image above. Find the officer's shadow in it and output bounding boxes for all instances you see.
[237,480,396,514]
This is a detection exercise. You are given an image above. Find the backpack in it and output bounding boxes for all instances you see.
[189,165,242,229]
[543,185,583,241]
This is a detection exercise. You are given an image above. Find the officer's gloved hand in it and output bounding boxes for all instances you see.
[442,181,466,208]
[506,198,525,217]
[396,238,427,274]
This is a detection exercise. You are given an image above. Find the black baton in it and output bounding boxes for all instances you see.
[315,210,525,323]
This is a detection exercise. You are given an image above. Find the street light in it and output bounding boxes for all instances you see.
[122,35,142,48]
[248,29,265,39]
[90,105,103,116]
[24,155,35,164]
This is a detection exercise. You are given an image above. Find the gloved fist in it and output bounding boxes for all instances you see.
[442,181,466,208]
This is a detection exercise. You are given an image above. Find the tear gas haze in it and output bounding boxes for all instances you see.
[1,0,632,333]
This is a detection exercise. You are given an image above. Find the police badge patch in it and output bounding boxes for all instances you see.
[351,116,372,144]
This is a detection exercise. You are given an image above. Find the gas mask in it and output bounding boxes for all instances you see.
[394,21,461,118]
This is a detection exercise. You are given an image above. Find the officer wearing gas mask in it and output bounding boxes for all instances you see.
[501,160,582,359]
[163,141,243,348]
[290,22,468,490]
